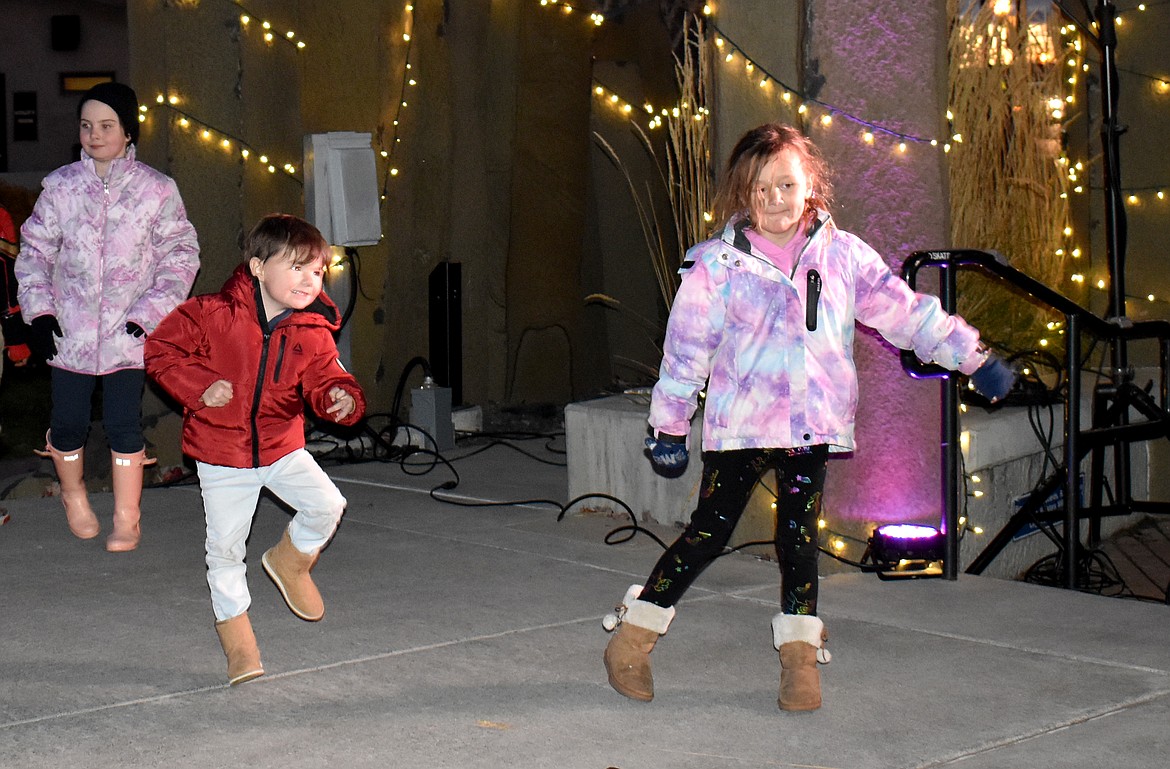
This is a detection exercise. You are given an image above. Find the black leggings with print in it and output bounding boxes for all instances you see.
[639,445,829,616]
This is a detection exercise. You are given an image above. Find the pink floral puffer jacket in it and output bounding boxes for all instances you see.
[16,146,200,375]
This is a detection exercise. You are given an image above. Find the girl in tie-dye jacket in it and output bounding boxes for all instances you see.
[602,123,1015,712]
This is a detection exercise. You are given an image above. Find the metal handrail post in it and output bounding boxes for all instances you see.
[1064,313,1082,589]
[940,260,961,580]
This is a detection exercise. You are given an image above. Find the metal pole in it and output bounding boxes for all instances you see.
[1095,0,1133,555]
[1064,313,1082,589]
[1096,0,1127,336]
[941,261,960,580]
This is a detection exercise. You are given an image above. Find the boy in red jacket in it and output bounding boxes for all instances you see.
[145,214,366,685]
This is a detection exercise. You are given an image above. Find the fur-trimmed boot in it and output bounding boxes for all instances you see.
[262,527,324,621]
[772,613,831,712]
[602,584,676,702]
[214,612,265,686]
[107,450,147,552]
[44,435,99,540]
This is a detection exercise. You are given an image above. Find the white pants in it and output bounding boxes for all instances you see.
[198,449,347,622]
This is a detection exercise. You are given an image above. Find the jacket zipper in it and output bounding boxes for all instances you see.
[96,177,110,372]
[249,274,275,468]
[250,329,271,468]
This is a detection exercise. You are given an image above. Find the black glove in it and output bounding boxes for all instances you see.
[125,321,146,338]
[29,315,62,361]
[970,354,1017,403]
[644,433,689,477]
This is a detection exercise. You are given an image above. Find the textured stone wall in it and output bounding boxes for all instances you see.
[802,1,952,535]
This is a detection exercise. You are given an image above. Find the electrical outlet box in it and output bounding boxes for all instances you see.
[410,384,454,452]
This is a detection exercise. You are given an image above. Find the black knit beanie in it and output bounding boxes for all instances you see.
[78,82,140,145]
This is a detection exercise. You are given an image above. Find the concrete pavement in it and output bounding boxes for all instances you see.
[2,435,1169,768]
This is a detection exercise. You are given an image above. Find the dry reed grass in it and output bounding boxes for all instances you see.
[592,13,713,312]
[947,0,1072,354]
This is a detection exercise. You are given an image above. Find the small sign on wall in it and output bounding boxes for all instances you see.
[59,71,114,94]
[13,91,37,142]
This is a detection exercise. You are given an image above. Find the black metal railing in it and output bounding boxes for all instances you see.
[900,249,1170,587]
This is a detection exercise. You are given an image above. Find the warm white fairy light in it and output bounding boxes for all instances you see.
[378,2,419,208]
[231,3,306,51]
[711,19,941,153]
[142,97,301,182]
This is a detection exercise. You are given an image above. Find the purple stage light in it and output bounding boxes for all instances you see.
[868,523,945,580]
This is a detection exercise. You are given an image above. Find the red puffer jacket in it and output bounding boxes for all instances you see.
[145,263,366,468]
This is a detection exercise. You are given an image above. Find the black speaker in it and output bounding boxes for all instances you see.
[51,15,81,51]
[428,262,462,407]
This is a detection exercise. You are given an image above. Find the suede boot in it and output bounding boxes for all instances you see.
[106,450,147,552]
[262,527,324,621]
[45,435,99,540]
[602,584,676,702]
[772,613,831,712]
[214,612,264,685]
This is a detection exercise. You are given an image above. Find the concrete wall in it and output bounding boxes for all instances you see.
[120,0,614,415]
[803,0,953,535]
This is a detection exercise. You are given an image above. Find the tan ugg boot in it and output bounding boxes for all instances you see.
[215,612,264,686]
[772,613,831,712]
[602,584,676,702]
[262,527,324,621]
[106,450,147,552]
[45,435,99,540]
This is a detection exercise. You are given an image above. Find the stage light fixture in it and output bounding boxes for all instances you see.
[865,523,945,580]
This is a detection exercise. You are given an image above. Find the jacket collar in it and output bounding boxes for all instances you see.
[719,210,832,253]
[222,263,343,333]
[79,144,136,182]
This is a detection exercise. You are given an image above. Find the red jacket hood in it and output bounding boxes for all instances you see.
[222,262,343,333]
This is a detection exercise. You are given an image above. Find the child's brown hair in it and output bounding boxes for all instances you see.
[710,123,834,236]
[243,214,329,267]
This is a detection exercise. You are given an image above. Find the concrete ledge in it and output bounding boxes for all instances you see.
[565,394,819,555]
[565,393,701,526]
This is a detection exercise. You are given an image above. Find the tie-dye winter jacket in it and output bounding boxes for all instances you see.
[15,146,200,375]
[648,213,988,453]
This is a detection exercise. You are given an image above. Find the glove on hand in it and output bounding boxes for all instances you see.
[29,315,62,361]
[125,322,146,338]
[645,434,689,476]
[970,354,1016,403]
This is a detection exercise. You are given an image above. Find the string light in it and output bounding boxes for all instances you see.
[564,1,1170,307]
[140,98,301,182]
[378,2,417,204]
[709,21,943,152]
[149,2,307,187]
[228,1,307,51]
